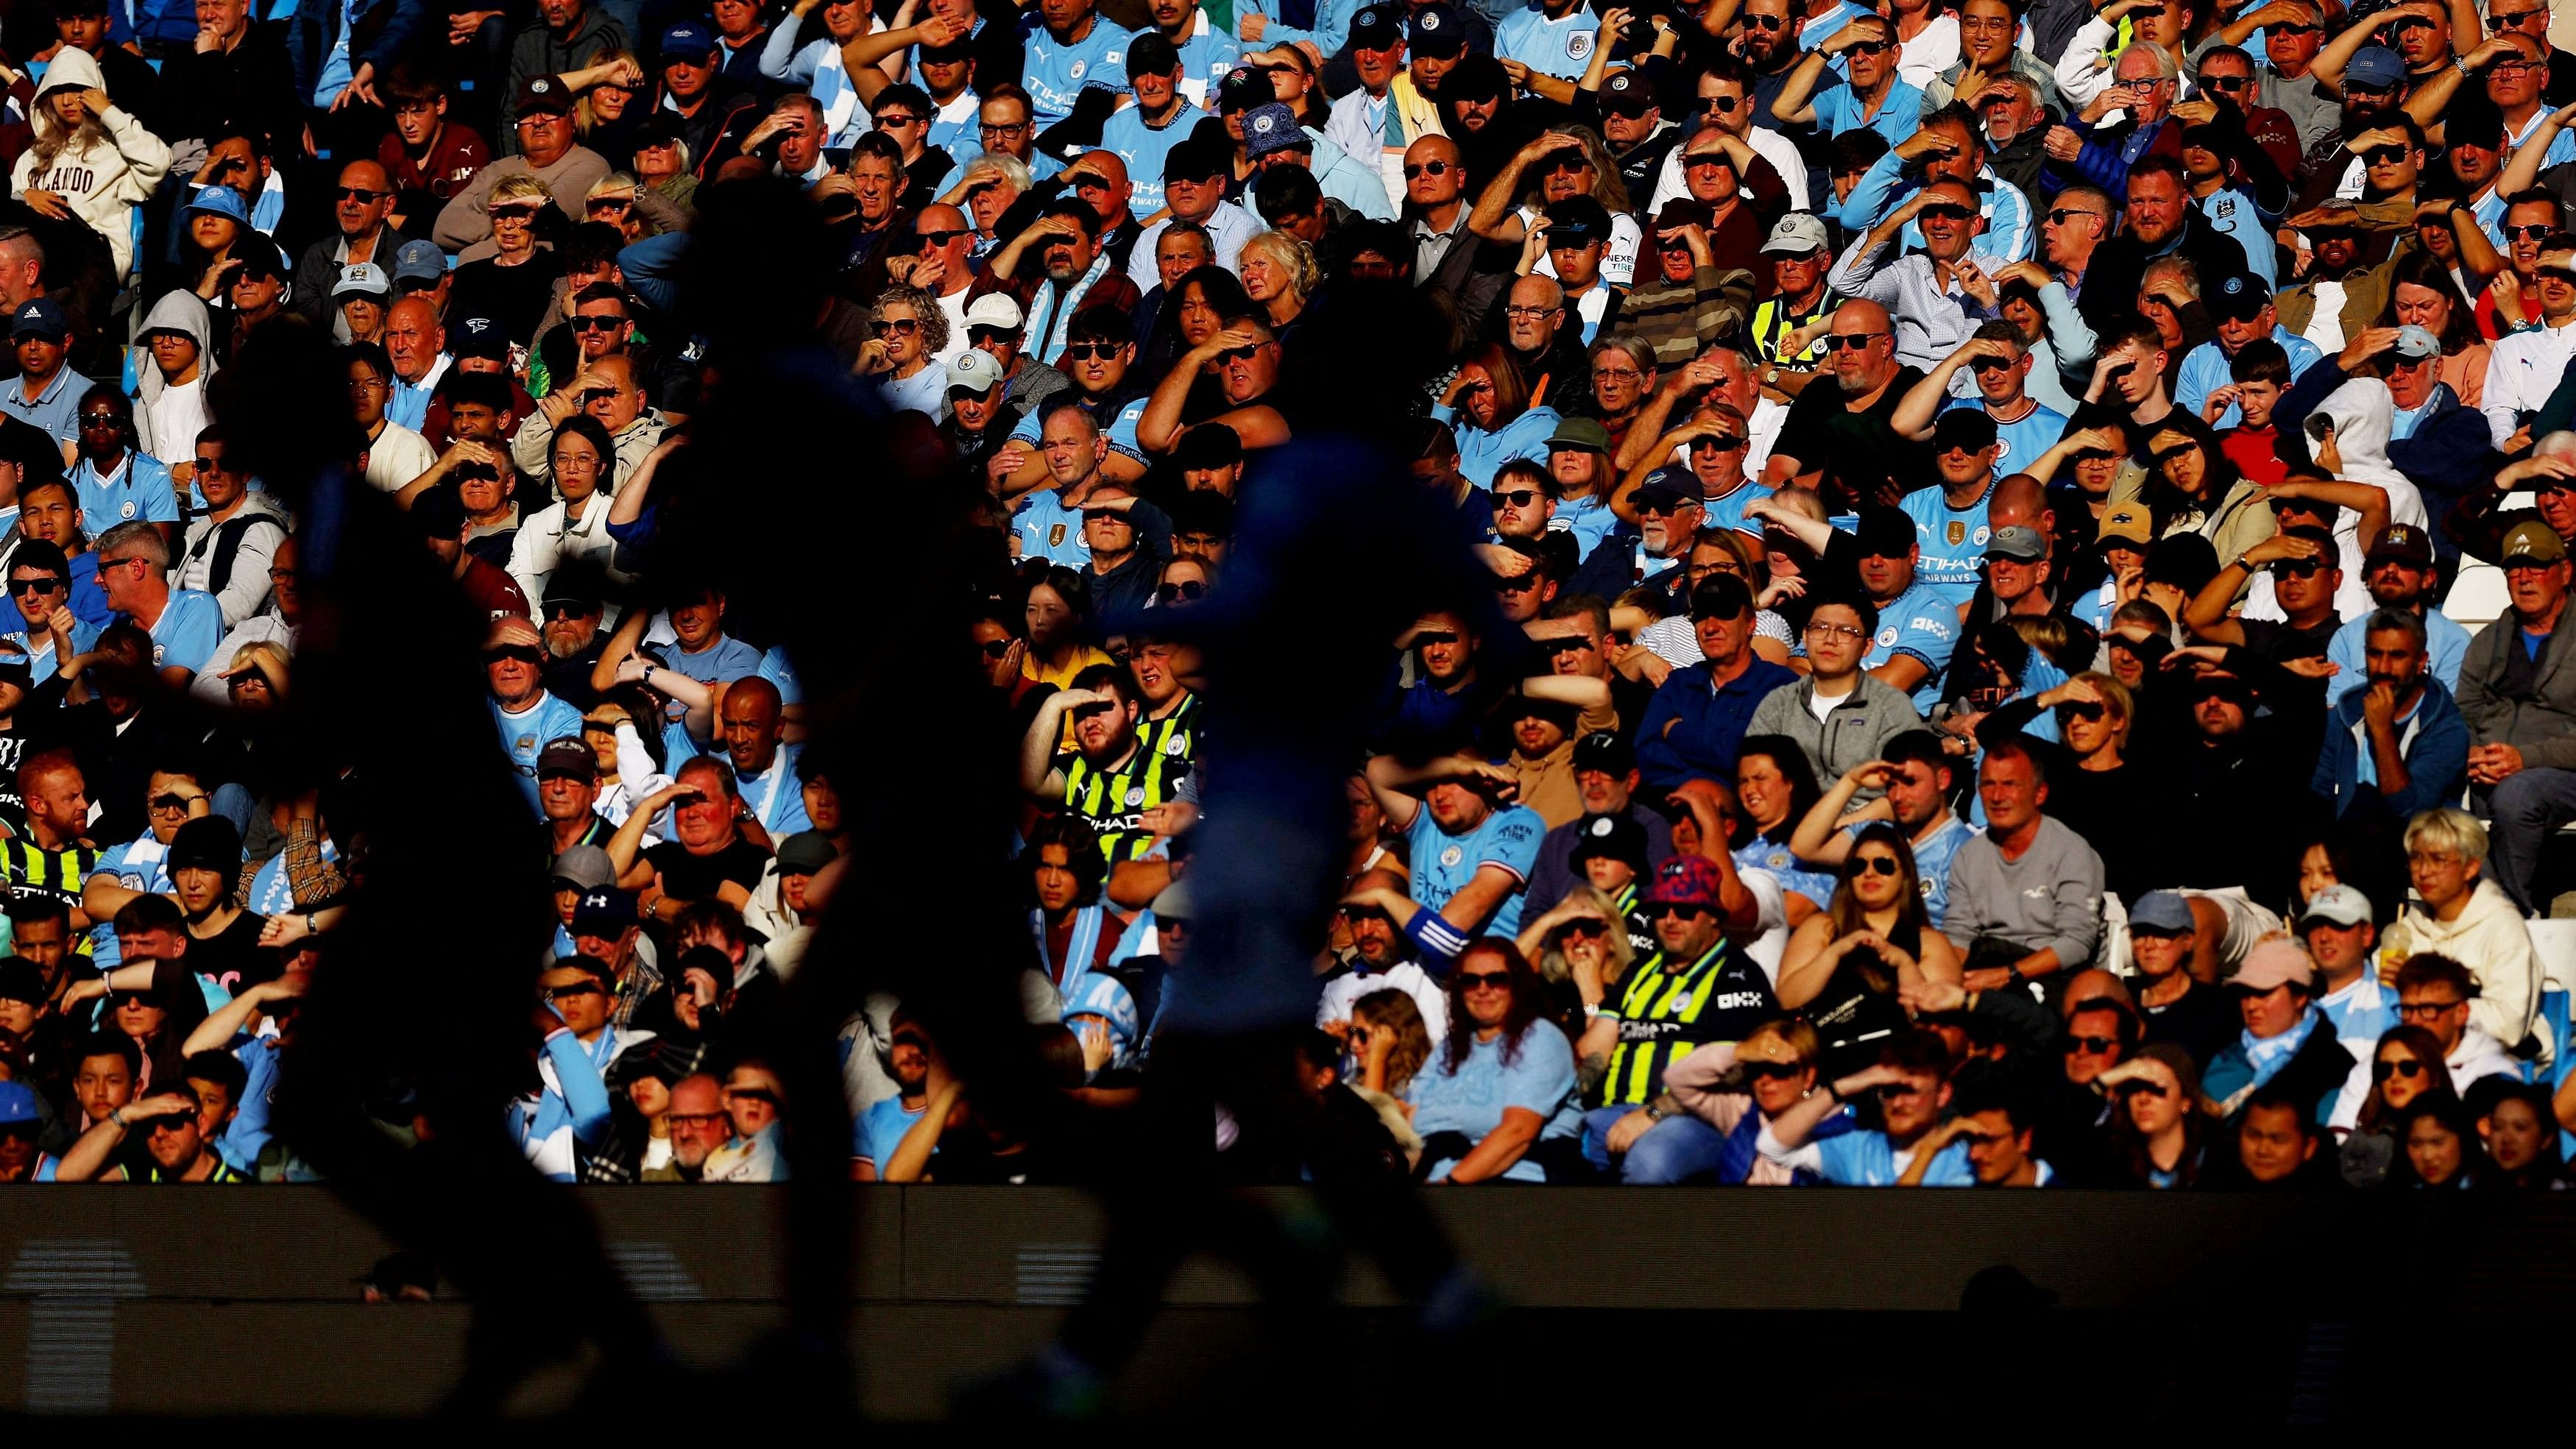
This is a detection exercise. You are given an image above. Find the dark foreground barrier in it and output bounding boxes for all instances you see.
[1,1187,2571,1419]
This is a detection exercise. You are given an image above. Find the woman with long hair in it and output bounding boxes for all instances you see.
[506,413,632,605]
[2473,1079,2566,1191]
[1659,1018,1828,1186]
[1348,988,1434,1102]
[1733,734,1833,925]
[2096,1043,2207,1188]
[11,49,169,286]
[570,50,648,169]
[2379,248,2486,411]
[1019,564,1113,690]
[1517,882,1638,1022]
[1775,825,1963,1075]
[2122,414,2272,587]
[2340,1023,2456,1187]
[1236,230,1318,333]
[1138,263,1254,394]
[1409,939,1582,1182]
[1433,344,1562,488]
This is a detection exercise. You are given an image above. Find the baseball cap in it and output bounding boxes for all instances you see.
[1600,69,1656,116]
[660,21,717,57]
[965,292,1025,332]
[537,737,598,780]
[1242,102,1309,160]
[1986,524,2047,562]
[2098,503,2152,548]
[1440,52,1507,102]
[573,887,640,936]
[1567,812,1650,872]
[2209,272,2271,322]
[2233,937,2315,992]
[1548,417,1611,455]
[2345,45,2404,90]
[552,843,615,892]
[451,314,509,361]
[1543,195,1613,246]
[1349,2,1402,47]
[1641,854,1728,907]
[0,1080,37,1127]
[1854,504,1915,557]
[1164,137,1229,184]
[1631,475,1699,513]
[515,74,576,116]
[1150,878,1195,921]
[947,347,1005,395]
[777,832,838,876]
[333,262,391,299]
[0,958,46,1005]
[1571,729,1634,776]
[1127,31,1182,79]
[168,815,244,876]
[1409,1,1468,55]
[1929,408,1999,452]
[2366,523,2434,567]
[1760,212,1828,255]
[2298,883,2374,929]
[1172,423,1244,470]
[2503,520,2569,565]
[392,238,447,288]
[2392,324,2440,361]
[2128,890,2194,935]
[10,297,66,339]
[1216,65,1271,113]
[186,184,252,224]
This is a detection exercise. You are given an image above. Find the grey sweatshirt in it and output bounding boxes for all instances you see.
[1941,815,2103,969]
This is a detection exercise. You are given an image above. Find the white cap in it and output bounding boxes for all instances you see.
[947,348,1005,394]
[964,292,1025,331]
[1759,213,1828,255]
[333,261,392,298]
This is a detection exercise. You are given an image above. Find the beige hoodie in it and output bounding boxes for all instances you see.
[8,48,171,284]
[2380,876,2547,1068]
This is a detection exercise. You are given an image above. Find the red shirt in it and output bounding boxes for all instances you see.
[380,121,494,206]
[2219,423,2286,487]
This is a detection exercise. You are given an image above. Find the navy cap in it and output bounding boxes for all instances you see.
[661,21,717,57]
[573,887,639,935]
[1571,729,1634,776]
[1127,31,1181,79]
[1567,811,1650,871]
[169,815,244,876]
[2345,44,2404,90]
[1217,65,1271,113]
[1600,69,1657,115]
[514,74,575,116]
[2209,271,2272,321]
[1409,1,1468,54]
[2129,890,2195,935]
[451,314,509,360]
[1350,2,1402,46]
[10,297,66,340]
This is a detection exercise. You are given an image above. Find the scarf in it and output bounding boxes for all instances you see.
[1030,903,1105,991]
[1023,250,1112,368]
[2239,1003,2321,1089]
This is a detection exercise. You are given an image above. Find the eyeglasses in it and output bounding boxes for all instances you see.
[2067,1035,2118,1055]
[980,121,1031,136]
[1850,854,1899,877]
[586,196,633,214]
[348,375,387,392]
[2045,208,2102,226]
[2487,57,2540,77]
[147,793,192,814]
[1503,305,1560,320]
[667,1111,729,1130]
[569,314,627,332]
[1699,96,1743,116]
[192,455,227,473]
[1542,155,1590,176]
[2374,1057,2430,1080]
[8,577,60,595]
[1063,341,1123,360]
[2357,144,2410,166]
[1155,580,1207,604]
[2489,6,2544,24]
[1455,969,1512,989]
[977,637,1016,660]
[2398,998,2464,1018]
[1214,343,1267,364]
[1402,160,1452,179]
[1645,901,1712,921]
[489,207,542,224]
[1823,331,1883,350]
[1805,620,1867,642]
[334,185,387,203]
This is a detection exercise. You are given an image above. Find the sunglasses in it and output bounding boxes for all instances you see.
[2055,700,2106,725]
[2270,559,2323,578]
[1646,901,1712,921]
[2067,1035,2118,1055]
[1918,202,1975,222]
[2489,6,2544,23]
[546,982,606,1001]
[485,645,542,665]
[967,325,1015,346]
[1063,341,1123,360]
[2202,74,2248,91]
[9,577,60,595]
[1844,38,1890,55]
[569,314,627,331]
[1824,331,1882,351]
[77,413,119,429]
[1455,969,1512,989]
[1745,11,1785,25]
[1559,917,1607,938]
[1850,855,1899,877]
[2357,144,2410,166]
[874,112,922,127]
[1701,96,1741,114]
[879,318,921,335]
[2046,208,2102,226]
[910,227,969,251]
[1156,580,1207,605]
[1744,1060,1806,1080]
[1214,343,1265,364]
[1494,489,1543,508]
[1403,160,1452,179]
[2374,1057,2430,1080]
[489,205,543,222]
[334,185,388,202]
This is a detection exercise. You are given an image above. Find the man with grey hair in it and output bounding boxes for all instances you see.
[1500,273,1589,412]
[2043,40,2181,201]
[93,520,224,689]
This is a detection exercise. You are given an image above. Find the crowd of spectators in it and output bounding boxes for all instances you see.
[0,0,2572,1194]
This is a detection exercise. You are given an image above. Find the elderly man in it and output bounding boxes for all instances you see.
[1760,299,1930,509]
[2042,40,2183,200]
[433,77,614,255]
[2458,522,2576,913]
[294,160,419,333]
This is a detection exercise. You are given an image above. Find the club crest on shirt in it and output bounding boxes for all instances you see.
[1069,60,1087,80]
[1125,786,1145,806]
[1568,29,1593,57]
[1876,626,1899,649]
[1440,844,1463,868]
[1972,525,1992,545]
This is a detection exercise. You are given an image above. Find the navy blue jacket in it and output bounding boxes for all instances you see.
[2310,674,2469,821]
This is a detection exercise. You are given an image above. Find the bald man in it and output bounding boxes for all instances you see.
[382,296,450,432]
[295,160,419,330]
[717,677,808,837]
[1061,150,1143,273]
[1761,297,1931,510]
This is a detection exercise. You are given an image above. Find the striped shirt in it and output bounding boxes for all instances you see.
[1058,743,1189,864]
[1,837,99,954]
[1596,938,1777,1107]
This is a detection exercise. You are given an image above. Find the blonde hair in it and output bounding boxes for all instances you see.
[1535,885,1635,989]
[576,49,643,132]
[227,641,289,695]
[489,173,553,209]
[586,171,640,202]
[1239,230,1320,309]
[2404,807,2488,866]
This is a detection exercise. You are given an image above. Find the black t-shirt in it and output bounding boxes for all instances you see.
[186,910,272,996]
[2140,976,2239,1070]
[644,836,771,902]
[2242,614,2338,669]
[449,252,567,345]
[1771,365,1931,511]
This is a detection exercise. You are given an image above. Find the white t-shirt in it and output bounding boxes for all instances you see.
[360,421,436,492]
